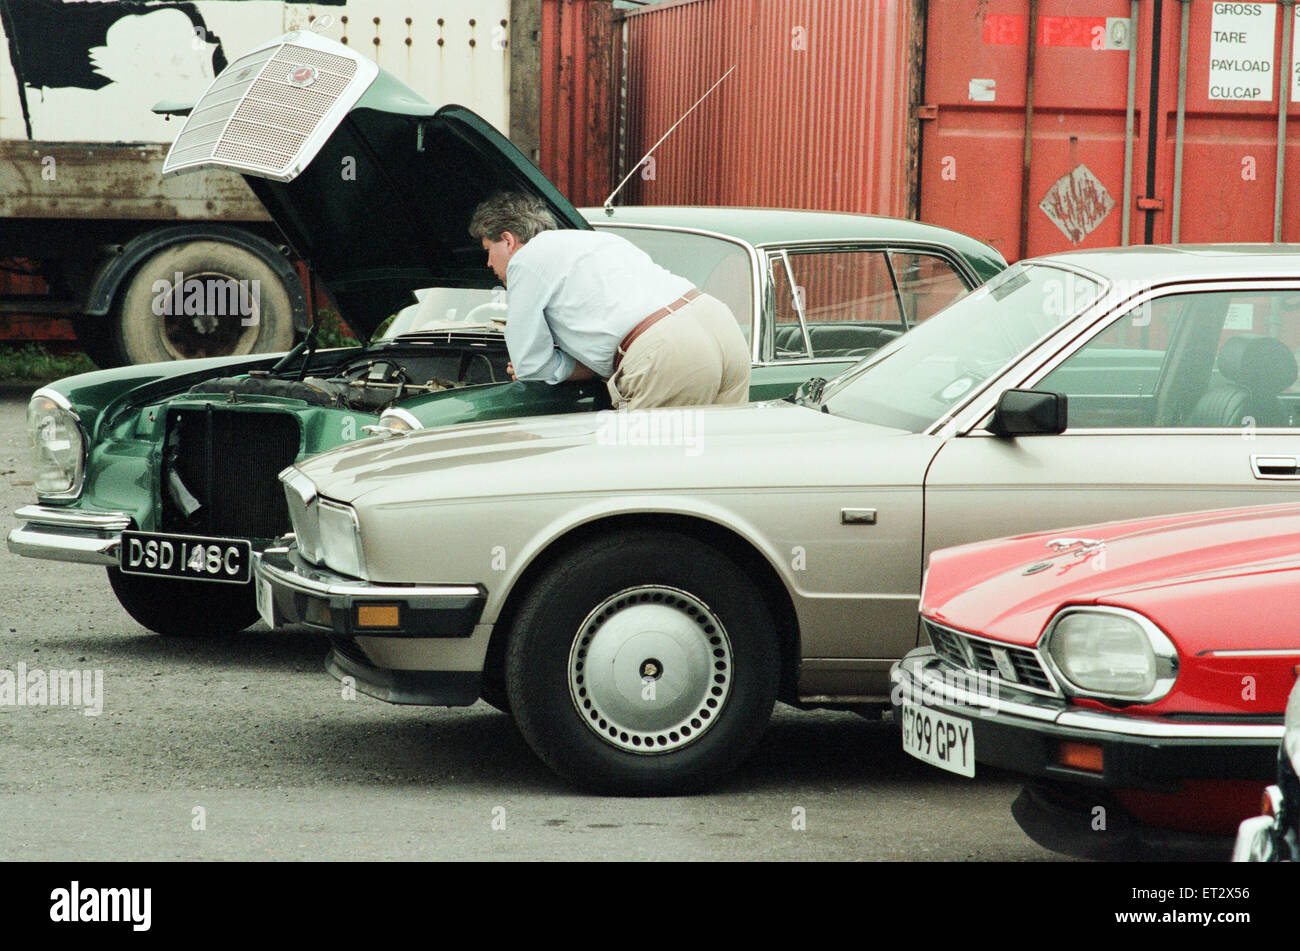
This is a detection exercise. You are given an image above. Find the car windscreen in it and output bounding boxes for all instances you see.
[380,287,505,339]
[819,264,1103,432]
[596,225,754,343]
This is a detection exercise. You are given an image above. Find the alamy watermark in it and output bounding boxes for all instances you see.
[595,406,704,457]
[0,662,103,716]
[151,272,260,326]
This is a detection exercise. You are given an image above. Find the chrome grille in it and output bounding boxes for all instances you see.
[163,32,376,182]
[922,618,1059,696]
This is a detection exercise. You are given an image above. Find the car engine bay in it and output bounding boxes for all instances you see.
[186,338,511,413]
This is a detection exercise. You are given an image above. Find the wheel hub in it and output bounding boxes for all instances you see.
[568,585,732,755]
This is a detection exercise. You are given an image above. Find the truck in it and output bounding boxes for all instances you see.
[0,0,548,366]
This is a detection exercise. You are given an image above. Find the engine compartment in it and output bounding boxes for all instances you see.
[186,339,510,413]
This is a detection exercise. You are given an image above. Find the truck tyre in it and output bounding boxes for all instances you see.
[113,240,296,364]
[505,531,780,795]
[107,567,260,637]
[71,314,126,369]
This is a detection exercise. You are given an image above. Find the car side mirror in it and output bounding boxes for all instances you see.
[987,388,1067,437]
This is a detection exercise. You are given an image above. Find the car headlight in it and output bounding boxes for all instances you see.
[27,389,85,498]
[377,408,422,434]
[317,499,366,579]
[1043,607,1178,702]
[280,466,320,563]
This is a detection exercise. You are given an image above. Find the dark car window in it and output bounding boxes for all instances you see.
[1040,289,1300,429]
[890,251,970,324]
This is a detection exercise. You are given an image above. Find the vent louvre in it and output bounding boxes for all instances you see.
[922,619,1060,697]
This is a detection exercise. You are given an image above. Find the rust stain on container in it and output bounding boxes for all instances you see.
[538,0,617,206]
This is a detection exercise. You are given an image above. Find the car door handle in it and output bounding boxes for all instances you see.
[1250,455,1300,480]
[841,508,877,524]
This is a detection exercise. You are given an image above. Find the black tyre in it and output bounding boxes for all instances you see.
[71,314,126,369]
[107,567,259,637]
[505,531,780,795]
[478,672,512,714]
[113,240,295,364]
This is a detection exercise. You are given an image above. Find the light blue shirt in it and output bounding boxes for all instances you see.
[504,230,695,383]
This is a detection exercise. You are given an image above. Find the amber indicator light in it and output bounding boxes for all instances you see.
[356,604,401,629]
[1058,741,1104,773]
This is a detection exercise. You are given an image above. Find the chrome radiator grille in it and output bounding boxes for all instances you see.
[163,33,376,182]
[923,618,1059,696]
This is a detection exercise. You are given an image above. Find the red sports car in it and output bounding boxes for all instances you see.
[891,503,1300,860]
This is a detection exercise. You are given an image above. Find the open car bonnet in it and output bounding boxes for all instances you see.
[161,30,589,338]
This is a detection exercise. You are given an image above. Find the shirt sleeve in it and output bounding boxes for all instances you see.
[504,258,574,385]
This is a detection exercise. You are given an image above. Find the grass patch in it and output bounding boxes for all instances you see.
[313,306,359,349]
[0,344,97,383]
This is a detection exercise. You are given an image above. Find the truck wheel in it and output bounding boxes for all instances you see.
[107,567,259,637]
[113,240,296,364]
[505,531,780,795]
[71,314,126,369]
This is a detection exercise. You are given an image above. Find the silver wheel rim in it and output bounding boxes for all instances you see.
[568,585,733,755]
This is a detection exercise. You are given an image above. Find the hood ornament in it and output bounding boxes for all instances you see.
[287,66,318,88]
[1023,537,1106,575]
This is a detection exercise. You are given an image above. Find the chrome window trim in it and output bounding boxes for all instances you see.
[753,238,984,288]
[769,249,812,360]
[1039,605,1179,704]
[592,222,764,362]
[30,387,88,501]
[946,277,1300,437]
[924,616,1064,698]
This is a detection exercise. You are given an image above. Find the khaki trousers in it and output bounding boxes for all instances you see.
[606,293,751,410]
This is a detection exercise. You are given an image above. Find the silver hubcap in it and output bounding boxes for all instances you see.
[568,585,733,755]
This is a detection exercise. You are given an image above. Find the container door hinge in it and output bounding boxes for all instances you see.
[1136,197,1164,211]
[917,104,939,120]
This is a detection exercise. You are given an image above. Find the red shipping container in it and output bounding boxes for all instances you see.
[620,0,916,217]
[619,0,1300,262]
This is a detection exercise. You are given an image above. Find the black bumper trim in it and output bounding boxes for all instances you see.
[326,648,480,707]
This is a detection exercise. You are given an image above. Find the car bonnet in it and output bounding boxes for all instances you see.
[923,503,1300,645]
[162,30,589,339]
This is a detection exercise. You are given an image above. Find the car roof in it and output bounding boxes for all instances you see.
[580,205,999,255]
[1030,244,1300,284]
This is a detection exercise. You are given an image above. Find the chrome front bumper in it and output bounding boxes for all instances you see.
[6,505,131,566]
[891,648,1283,791]
[893,647,1286,742]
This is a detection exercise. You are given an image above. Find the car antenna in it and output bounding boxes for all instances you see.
[601,64,736,216]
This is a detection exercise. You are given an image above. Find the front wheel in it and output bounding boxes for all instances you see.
[505,531,780,795]
[107,567,259,637]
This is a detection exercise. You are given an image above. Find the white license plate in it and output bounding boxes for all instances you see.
[256,576,275,629]
[900,702,975,777]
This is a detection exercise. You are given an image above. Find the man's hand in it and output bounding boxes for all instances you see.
[507,361,517,381]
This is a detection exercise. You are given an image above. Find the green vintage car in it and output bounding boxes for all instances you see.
[6,30,1004,637]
